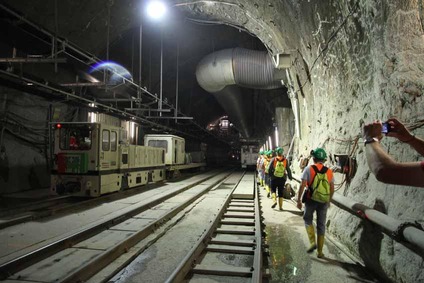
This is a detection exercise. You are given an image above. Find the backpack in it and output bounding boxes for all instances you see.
[309,165,331,203]
[273,158,286,178]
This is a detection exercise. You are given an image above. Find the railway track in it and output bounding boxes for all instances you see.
[0,172,203,230]
[165,172,264,282]
[0,170,267,283]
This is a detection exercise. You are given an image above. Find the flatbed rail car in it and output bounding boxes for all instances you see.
[51,122,165,197]
[144,134,206,177]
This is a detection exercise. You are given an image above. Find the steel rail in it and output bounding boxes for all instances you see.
[251,173,263,283]
[0,171,221,280]
[58,172,233,283]
[0,181,171,229]
[164,171,246,283]
[165,171,264,282]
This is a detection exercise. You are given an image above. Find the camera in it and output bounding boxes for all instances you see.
[382,122,390,134]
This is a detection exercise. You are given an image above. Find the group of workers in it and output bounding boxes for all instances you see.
[255,118,424,260]
[256,147,293,210]
[256,146,333,258]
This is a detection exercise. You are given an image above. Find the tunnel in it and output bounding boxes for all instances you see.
[0,1,423,282]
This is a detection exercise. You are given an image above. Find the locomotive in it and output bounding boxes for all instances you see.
[50,118,203,197]
[241,144,259,169]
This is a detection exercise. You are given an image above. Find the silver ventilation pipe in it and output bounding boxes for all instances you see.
[196,48,285,138]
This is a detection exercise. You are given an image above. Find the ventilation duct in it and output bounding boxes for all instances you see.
[196,48,286,138]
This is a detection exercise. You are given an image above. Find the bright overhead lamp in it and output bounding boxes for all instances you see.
[146,1,167,20]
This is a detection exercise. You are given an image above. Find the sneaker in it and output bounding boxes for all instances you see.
[271,202,277,208]
[267,192,270,198]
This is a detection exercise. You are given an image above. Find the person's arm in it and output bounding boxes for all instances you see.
[268,158,274,176]
[296,180,307,209]
[407,136,424,156]
[286,160,293,180]
[365,142,424,186]
[363,121,424,187]
[387,118,424,156]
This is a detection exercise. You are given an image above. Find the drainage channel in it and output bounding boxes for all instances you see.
[0,170,229,282]
[165,172,264,283]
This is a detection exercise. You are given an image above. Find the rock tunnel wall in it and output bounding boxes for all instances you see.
[0,87,87,195]
[0,88,52,194]
[180,0,424,282]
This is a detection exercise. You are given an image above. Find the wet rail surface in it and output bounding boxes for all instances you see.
[0,170,267,282]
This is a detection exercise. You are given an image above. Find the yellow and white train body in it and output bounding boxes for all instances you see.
[51,122,165,197]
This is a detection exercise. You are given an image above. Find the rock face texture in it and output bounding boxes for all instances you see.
[0,0,423,281]
[179,0,424,282]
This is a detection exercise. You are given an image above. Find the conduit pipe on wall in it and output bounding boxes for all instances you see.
[285,70,301,139]
[332,193,424,254]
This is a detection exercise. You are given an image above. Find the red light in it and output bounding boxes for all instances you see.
[56,123,62,129]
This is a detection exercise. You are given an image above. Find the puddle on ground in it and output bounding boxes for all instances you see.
[266,224,311,283]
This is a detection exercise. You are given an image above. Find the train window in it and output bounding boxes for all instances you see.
[59,125,92,150]
[102,130,110,151]
[111,131,117,151]
[148,140,168,153]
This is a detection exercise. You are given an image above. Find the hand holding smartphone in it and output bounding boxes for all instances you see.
[382,122,390,134]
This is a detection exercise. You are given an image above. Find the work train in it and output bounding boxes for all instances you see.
[51,121,204,197]
[241,144,259,169]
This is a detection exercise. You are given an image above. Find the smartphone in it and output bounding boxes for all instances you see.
[382,122,390,134]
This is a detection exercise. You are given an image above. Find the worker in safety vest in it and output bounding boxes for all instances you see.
[268,147,293,210]
[263,150,273,198]
[296,148,334,258]
[256,151,265,187]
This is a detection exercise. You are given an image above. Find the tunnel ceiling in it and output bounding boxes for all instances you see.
[0,0,291,146]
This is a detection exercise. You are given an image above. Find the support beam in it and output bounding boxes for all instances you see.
[0,57,67,63]
[146,116,193,120]
[125,108,170,112]
[60,82,104,87]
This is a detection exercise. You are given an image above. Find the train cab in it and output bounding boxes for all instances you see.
[51,122,165,197]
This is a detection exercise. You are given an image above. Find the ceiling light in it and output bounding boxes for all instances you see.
[146,1,167,20]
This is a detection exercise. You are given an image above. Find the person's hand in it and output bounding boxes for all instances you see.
[363,120,384,141]
[297,200,302,210]
[386,118,413,142]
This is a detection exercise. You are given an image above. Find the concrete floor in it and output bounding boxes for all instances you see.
[259,184,379,283]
